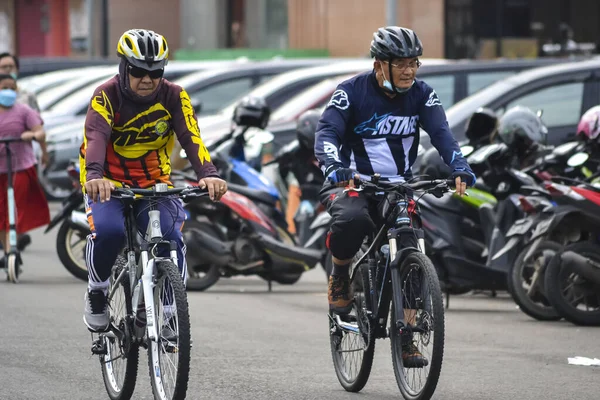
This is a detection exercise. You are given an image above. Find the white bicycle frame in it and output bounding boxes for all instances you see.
[125,208,178,342]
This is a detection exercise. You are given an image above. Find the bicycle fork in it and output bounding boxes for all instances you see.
[131,209,179,342]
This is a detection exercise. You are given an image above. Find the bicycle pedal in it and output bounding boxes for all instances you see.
[91,339,107,355]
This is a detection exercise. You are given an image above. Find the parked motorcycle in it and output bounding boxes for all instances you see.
[175,169,323,291]
[44,160,88,281]
[420,141,553,307]
[528,175,600,326]
[494,147,600,320]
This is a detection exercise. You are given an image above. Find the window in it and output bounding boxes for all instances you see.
[190,78,254,115]
[421,75,455,107]
[467,71,515,95]
[504,81,584,128]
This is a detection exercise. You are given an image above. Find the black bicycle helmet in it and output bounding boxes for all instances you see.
[232,96,270,129]
[296,109,321,151]
[465,107,498,144]
[370,26,423,60]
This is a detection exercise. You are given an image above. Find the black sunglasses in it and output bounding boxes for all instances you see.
[128,65,164,79]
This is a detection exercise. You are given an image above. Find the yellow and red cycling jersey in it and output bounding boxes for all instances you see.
[80,76,218,188]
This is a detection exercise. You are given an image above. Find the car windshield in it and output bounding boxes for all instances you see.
[269,76,351,122]
[48,80,107,115]
[217,61,373,118]
[38,68,117,110]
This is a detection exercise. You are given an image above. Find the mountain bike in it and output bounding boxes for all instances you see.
[89,183,207,400]
[328,174,452,400]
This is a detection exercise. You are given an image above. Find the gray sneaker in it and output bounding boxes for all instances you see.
[83,289,110,332]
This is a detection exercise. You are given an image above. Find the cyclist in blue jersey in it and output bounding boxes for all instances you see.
[314,26,476,367]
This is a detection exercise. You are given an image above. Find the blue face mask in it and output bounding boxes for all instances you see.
[381,67,414,94]
[0,89,17,107]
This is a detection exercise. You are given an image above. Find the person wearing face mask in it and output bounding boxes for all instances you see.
[0,53,43,253]
[80,29,227,333]
[314,26,476,368]
[0,74,50,267]
[0,53,40,112]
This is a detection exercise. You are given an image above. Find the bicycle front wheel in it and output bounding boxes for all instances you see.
[147,261,191,400]
[100,256,139,400]
[390,252,444,400]
[329,251,375,393]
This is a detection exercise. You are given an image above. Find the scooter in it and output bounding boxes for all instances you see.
[419,142,550,307]
[0,137,25,283]
[173,170,323,292]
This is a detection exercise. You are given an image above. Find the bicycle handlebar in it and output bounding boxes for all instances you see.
[338,174,456,197]
[111,184,208,200]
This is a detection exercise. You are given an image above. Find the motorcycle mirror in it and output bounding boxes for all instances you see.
[460,145,475,157]
[567,152,589,167]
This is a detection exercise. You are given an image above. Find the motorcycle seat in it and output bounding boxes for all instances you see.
[227,183,278,206]
[422,192,464,212]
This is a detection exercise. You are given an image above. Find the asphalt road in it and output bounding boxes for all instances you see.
[0,223,599,400]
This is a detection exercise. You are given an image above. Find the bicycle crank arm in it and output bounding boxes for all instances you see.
[328,313,360,334]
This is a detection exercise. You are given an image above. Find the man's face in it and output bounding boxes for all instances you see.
[0,56,17,76]
[375,57,420,90]
[127,65,163,96]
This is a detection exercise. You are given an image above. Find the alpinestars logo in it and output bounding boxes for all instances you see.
[425,90,442,107]
[354,113,419,136]
[328,89,350,110]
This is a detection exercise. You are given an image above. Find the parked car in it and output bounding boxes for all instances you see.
[173,58,347,116]
[206,57,584,160]
[39,60,252,129]
[441,58,600,147]
[18,66,113,97]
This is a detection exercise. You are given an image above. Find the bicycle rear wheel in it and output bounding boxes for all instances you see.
[390,252,444,400]
[329,256,375,393]
[148,261,191,400]
[100,256,139,400]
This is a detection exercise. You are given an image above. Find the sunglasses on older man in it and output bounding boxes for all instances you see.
[128,65,164,79]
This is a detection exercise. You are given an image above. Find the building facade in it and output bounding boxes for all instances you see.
[2,0,599,59]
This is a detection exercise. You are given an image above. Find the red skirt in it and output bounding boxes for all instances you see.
[0,165,50,233]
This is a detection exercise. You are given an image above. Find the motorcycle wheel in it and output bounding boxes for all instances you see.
[545,241,600,326]
[56,220,89,281]
[184,220,222,291]
[508,240,562,321]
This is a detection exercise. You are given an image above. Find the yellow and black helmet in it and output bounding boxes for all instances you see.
[117,29,169,70]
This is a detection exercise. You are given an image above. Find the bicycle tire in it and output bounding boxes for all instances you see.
[100,256,140,400]
[545,242,600,326]
[507,240,561,321]
[391,252,444,400]
[329,257,375,393]
[148,261,191,400]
